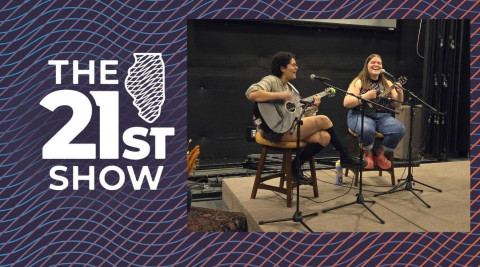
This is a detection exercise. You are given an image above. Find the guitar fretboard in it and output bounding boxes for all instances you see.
[378,76,407,97]
[301,89,332,102]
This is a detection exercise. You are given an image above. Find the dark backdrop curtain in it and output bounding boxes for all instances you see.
[421,20,470,159]
[187,19,468,162]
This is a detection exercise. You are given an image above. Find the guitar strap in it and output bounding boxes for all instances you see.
[288,82,300,94]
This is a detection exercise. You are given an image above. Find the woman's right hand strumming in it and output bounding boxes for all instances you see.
[361,90,377,100]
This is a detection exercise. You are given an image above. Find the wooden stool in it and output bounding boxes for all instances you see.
[251,131,319,207]
[345,128,395,186]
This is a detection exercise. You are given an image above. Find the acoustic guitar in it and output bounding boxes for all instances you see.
[255,87,336,134]
[362,76,407,116]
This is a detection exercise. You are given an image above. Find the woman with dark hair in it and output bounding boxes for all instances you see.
[246,51,363,184]
[344,53,406,170]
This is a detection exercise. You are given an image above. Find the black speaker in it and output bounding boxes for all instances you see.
[394,105,422,159]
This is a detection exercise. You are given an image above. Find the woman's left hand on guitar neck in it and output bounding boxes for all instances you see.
[390,82,404,108]
[394,82,404,94]
[315,95,322,111]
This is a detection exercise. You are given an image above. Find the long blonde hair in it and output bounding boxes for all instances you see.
[354,54,389,91]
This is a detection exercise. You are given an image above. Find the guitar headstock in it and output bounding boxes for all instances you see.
[324,87,336,97]
[398,76,408,86]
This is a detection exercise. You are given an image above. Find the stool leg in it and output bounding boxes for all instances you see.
[279,151,287,189]
[308,157,319,197]
[348,132,361,187]
[251,146,267,199]
[285,150,293,208]
[389,154,395,186]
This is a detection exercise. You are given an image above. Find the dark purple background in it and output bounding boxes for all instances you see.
[0,1,478,266]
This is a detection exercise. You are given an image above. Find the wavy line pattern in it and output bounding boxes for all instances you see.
[0,0,479,266]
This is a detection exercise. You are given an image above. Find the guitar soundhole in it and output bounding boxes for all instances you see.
[285,102,296,112]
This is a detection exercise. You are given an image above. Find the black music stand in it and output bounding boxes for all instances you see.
[320,83,398,224]
[259,101,318,232]
[374,85,443,207]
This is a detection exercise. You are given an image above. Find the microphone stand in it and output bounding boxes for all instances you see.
[374,85,443,207]
[320,82,398,224]
[259,101,318,232]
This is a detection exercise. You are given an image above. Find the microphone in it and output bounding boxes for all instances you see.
[381,69,395,79]
[310,74,332,82]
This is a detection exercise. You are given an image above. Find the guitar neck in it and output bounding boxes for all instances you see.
[378,84,395,98]
[378,77,406,97]
[302,90,330,102]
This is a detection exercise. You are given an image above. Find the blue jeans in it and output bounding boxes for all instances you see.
[347,110,406,152]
